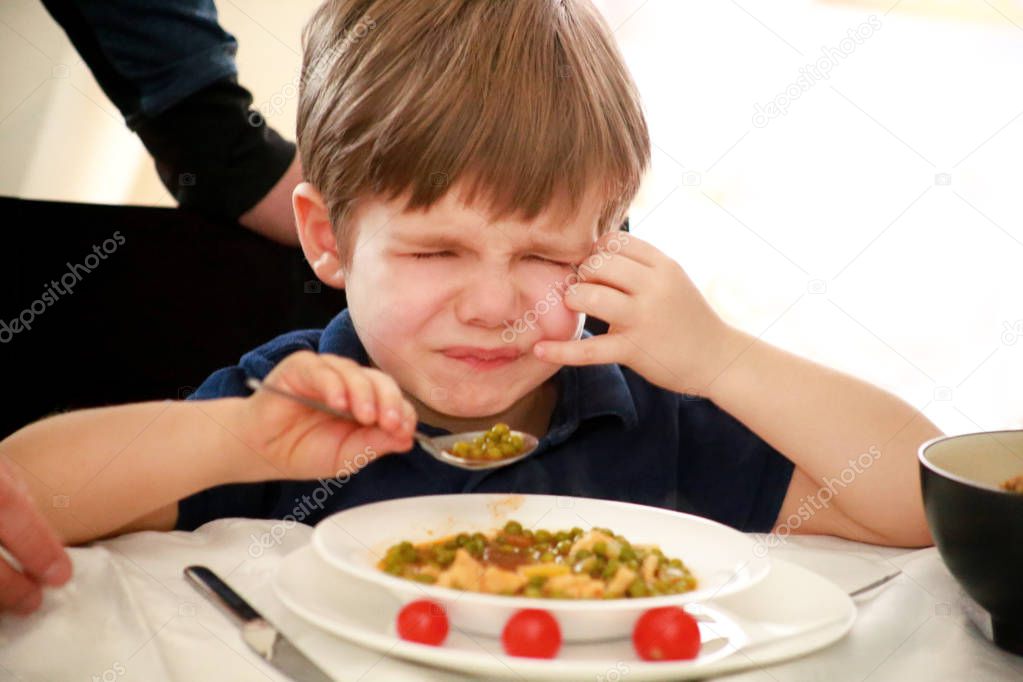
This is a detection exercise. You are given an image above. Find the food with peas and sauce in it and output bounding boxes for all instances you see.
[1001,475,1023,493]
[378,521,697,599]
[447,423,526,461]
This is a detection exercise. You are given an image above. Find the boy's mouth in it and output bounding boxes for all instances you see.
[441,346,523,371]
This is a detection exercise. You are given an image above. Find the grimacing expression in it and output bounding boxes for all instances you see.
[342,185,601,418]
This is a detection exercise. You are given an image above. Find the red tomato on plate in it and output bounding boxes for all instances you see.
[633,607,701,661]
[501,609,562,658]
[396,599,449,645]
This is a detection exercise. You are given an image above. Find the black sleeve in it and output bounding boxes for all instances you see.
[133,78,296,221]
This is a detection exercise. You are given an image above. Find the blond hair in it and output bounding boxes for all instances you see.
[298,0,650,259]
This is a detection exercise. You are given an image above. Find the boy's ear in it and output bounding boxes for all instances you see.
[292,182,346,289]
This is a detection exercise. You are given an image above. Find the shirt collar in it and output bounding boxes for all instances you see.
[319,310,639,437]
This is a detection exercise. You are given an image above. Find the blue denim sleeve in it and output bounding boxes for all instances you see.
[42,0,238,122]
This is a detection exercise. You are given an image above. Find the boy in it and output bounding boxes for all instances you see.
[3,0,937,563]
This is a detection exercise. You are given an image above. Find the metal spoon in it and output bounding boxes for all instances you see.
[244,377,539,470]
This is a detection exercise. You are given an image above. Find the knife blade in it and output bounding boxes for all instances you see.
[185,565,333,682]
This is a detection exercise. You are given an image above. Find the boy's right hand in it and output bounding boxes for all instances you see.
[237,351,417,480]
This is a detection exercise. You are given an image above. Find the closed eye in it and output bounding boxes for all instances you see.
[526,254,572,266]
[411,251,455,260]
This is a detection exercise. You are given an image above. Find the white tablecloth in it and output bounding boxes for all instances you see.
[1,519,1021,681]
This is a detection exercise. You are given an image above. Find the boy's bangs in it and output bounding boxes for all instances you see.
[299,0,649,245]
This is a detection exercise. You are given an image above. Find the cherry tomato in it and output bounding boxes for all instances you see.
[396,599,449,645]
[501,609,562,658]
[632,607,701,661]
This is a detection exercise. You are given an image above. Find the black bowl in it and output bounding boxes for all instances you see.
[919,430,1023,656]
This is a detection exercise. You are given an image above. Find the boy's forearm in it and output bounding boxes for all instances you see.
[705,326,941,545]
[0,398,266,545]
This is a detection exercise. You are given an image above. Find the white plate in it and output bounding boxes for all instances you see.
[274,544,856,681]
[310,494,771,641]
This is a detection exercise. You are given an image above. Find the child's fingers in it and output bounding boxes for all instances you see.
[267,351,373,424]
[278,351,350,409]
[400,398,418,433]
[313,354,377,424]
[361,368,415,434]
[563,283,634,325]
[578,250,649,296]
[594,230,661,267]
[325,423,413,473]
[269,352,415,432]
[533,334,628,367]
[316,354,394,426]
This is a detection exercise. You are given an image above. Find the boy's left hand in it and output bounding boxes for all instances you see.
[533,231,738,397]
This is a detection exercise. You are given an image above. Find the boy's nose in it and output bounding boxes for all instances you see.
[454,269,522,330]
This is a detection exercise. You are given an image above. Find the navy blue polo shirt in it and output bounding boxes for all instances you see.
[177,311,794,533]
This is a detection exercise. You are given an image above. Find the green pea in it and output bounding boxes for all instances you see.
[535,530,552,543]
[527,575,547,588]
[504,520,523,535]
[602,559,620,579]
[593,541,608,557]
[619,545,636,562]
[540,551,555,563]
[524,585,544,598]
[574,549,592,561]
[627,579,649,598]
[433,547,455,566]
[397,542,416,563]
[412,573,437,584]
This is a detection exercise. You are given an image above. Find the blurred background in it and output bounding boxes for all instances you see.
[1,0,1021,436]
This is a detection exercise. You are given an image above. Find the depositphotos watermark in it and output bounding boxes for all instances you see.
[752,15,882,128]
[248,446,378,557]
[753,444,882,557]
[501,232,632,343]
[1,231,125,343]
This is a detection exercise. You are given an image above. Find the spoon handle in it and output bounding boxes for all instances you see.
[244,377,430,441]
[245,377,355,419]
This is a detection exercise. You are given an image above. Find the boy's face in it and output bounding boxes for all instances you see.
[340,184,600,418]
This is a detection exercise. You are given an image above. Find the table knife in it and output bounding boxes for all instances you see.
[184,565,333,682]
